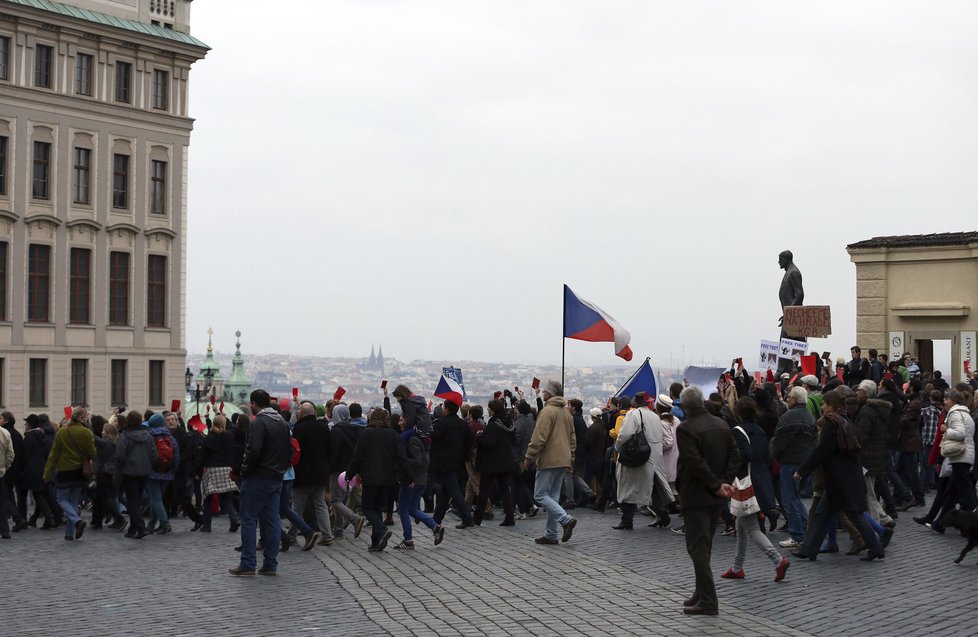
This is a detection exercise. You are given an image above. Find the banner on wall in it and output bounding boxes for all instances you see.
[961,332,976,382]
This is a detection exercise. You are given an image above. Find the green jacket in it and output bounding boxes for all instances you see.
[43,422,96,482]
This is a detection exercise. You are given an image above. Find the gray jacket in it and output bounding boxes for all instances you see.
[113,429,158,478]
[771,405,817,465]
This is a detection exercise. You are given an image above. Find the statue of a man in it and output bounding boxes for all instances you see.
[778,250,804,330]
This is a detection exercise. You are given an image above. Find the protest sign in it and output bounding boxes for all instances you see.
[779,337,808,363]
[783,306,832,338]
[759,340,780,371]
[683,366,726,397]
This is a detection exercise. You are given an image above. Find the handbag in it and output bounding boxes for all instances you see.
[618,412,652,468]
[730,427,760,518]
[940,436,966,459]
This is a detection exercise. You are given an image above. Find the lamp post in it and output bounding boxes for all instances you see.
[195,381,203,417]
[184,367,193,394]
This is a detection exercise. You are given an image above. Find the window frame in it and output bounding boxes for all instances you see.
[34,44,53,88]
[0,36,10,82]
[69,247,91,324]
[75,52,93,96]
[32,141,51,200]
[70,358,88,406]
[148,360,164,406]
[147,254,167,327]
[110,359,127,406]
[72,147,91,205]
[151,160,167,214]
[29,358,47,407]
[112,153,129,209]
[115,60,132,103]
[152,69,169,110]
[108,251,130,326]
[0,135,6,196]
[0,241,7,321]
[27,244,51,323]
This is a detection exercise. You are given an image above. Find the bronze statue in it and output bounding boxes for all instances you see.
[778,250,804,374]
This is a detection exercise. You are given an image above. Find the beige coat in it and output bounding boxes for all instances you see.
[0,426,13,478]
[525,396,575,469]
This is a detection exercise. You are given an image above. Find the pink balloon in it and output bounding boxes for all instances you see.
[338,471,349,490]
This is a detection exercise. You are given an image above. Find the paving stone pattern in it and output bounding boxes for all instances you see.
[3,501,977,636]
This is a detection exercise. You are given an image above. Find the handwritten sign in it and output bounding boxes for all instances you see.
[783,305,832,338]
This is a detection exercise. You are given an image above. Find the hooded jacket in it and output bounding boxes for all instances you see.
[113,428,158,478]
[524,396,575,470]
[400,395,433,436]
[401,428,430,485]
[147,425,181,481]
[770,405,817,465]
[851,398,892,474]
[475,415,520,474]
[241,407,292,481]
[329,404,362,473]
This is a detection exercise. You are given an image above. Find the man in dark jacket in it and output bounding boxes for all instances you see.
[287,401,334,546]
[845,346,871,388]
[393,384,433,436]
[770,386,817,547]
[850,380,895,527]
[675,387,740,616]
[231,389,292,576]
[896,381,925,510]
[430,399,476,528]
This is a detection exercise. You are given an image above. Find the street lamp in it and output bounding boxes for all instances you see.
[184,367,193,393]
[195,381,203,417]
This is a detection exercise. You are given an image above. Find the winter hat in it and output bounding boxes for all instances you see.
[654,394,674,411]
[147,413,165,428]
[800,375,819,387]
[589,407,603,420]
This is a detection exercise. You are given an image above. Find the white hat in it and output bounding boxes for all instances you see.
[800,375,819,387]
[589,407,602,419]
[654,394,673,410]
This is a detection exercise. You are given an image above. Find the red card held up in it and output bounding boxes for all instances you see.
[64,406,72,419]
[493,391,502,399]
[800,355,817,376]
[754,371,762,383]
[292,387,299,398]
[170,399,181,413]
[333,386,346,401]
[381,380,388,389]
[531,377,540,390]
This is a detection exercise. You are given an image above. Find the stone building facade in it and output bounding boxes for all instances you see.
[0,0,208,415]
[847,232,978,382]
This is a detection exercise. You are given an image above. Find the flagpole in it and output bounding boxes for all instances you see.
[561,285,567,390]
[613,356,650,397]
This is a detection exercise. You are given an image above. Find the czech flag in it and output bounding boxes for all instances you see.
[563,285,633,361]
[615,358,657,402]
[434,374,464,407]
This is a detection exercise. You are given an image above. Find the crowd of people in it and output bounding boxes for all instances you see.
[0,352,976,615]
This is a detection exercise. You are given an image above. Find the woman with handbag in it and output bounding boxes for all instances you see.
[612,394,662,530]
[721,397,789,581]
[927,390,976,533]
[41,407,97,541]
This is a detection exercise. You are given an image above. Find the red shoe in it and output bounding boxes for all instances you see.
[774,557,790,582]
[720,568,745,579]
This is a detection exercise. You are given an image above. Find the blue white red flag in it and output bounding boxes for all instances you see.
[434,374,464,406]
[563,285,633,361]
[615,358,657,402]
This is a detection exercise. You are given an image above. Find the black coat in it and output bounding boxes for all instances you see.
[293,415,332,488]
[676,408,741,509]
[732,421,777,513]
[878,390,906,450]
[474,417,520,475]
[851,399,891,474]
[21,429,51,491]
[430,414,475,472]
[199,431,238,469]
[797,413,867,513]
[330,423,363,474]
[347,426,409,487]
[572,412,588,469]
[771,406,817,465]
[171,426,199,479]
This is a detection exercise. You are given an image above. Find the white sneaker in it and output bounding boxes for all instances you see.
[779,538,802,548]
[516,513,528,520]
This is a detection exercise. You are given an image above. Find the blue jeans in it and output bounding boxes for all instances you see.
[146,478,170,527]
[398,484,437,541]
[534,467,571,541]
[919,449,936,491]
[239,476,283,571]
[779,465,807,542]
[897,451,923,501]
[56,486,84,537]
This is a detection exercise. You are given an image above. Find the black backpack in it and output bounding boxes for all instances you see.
[618,412,652,468]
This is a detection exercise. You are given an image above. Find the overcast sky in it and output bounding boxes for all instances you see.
[184,1,978,369]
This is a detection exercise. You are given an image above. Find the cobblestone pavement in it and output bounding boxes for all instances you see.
[3,500,977,637]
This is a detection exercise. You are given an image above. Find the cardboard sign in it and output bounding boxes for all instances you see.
[783,305,832,338]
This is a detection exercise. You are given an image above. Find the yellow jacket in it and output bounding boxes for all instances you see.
[43,422,96,482]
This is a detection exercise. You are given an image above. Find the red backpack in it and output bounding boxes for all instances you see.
[290,437,301,467]
[154,434,175,472]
